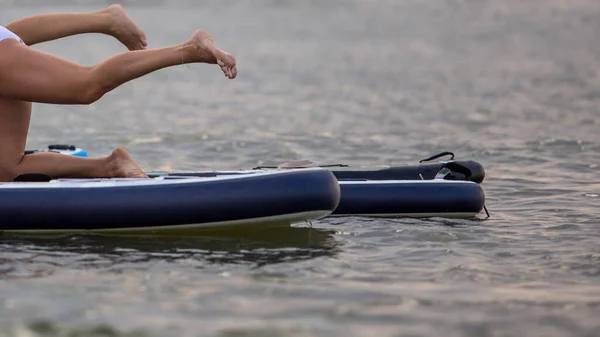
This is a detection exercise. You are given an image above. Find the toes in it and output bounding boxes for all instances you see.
[218,62,233,78]
[131,38,147,51]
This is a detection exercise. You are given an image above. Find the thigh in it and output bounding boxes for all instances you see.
[0,39,90,104]
[0,96,32,170]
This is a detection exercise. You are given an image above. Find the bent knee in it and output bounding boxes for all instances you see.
[78,84,105,105]
[0,162,20,182]
[78,89,105,105]
[75,67,107,105]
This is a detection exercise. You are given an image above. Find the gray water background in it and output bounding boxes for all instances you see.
[1,0,600,336]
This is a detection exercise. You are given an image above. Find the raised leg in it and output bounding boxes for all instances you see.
[0,30,236,104]
[5,4,147,50]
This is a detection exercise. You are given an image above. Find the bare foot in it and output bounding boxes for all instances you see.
[102,4,147,51]
[107,147,148,178]
[185,29,237,79]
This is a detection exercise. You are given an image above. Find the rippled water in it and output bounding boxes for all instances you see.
[1,0,600,336]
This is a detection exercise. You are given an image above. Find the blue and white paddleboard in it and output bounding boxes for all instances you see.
[1,168,340,233]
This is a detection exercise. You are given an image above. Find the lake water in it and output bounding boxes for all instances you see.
[1,1,600,336]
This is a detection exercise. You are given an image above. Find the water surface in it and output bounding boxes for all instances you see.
[1,1,600,336]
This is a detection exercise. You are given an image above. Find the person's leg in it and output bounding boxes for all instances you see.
[0,30,236,181]
[0,97,146,180]
[5,4,147,50]
[0,30,236,104]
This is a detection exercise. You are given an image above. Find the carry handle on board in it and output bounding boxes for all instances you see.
[419,151,455,163]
